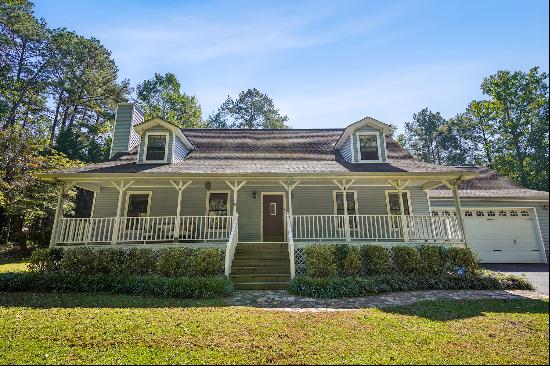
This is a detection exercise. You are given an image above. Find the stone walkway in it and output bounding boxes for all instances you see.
[226,289,548,312]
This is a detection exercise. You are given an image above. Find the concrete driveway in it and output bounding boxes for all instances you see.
[482,264,549,295]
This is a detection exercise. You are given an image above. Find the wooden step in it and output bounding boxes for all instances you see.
[237,242,288,250]
[234,252,289,260]
[232,259,289,267]
[231,274,290,283]
[231,266,290,275]
[234,282,288,290]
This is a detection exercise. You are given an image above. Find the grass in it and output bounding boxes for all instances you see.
[0,261,28,273]
[0,292,548,364]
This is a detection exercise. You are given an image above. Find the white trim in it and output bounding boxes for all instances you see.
[133,118,194,150]
[332,190,359,216]
[334,116,393,148]
[205,190,231,217]
[385,190,413,216]
[124,191,152,217]
[260,192,287,242]
[356,132,383,163]
[143,131,169,163]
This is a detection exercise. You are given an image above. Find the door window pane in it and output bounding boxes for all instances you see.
[146,135,167,161]
[335,191,358,227]
[387,192,410,215]
[359,134,380,161]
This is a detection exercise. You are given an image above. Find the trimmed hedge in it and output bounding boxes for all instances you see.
[301,244,480,277]
[288,272,534,298]
[28,247,225,278]
[0,272,233,299]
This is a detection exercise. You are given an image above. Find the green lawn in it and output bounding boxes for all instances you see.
[0,292,548,365]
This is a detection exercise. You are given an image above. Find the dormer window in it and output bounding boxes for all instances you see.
[357,132,381,162]
[144,132,168,162]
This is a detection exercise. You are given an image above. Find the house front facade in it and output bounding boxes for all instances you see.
[45,103,546,289]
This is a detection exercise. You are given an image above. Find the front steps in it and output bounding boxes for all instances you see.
[230,242,290,290]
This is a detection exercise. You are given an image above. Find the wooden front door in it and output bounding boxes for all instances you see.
[262,194,284,242]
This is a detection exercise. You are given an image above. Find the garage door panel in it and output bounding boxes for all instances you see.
[433,208,545,263]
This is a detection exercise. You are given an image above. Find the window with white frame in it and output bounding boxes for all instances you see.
[144,133,168,162]
[125,192,151,218]
[357,133,381,161]
[334,191,358,228]
[386,191,411,216]
[207,192,230,217]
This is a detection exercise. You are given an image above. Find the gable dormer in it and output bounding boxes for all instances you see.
[133,118,194,164]
[335,117,392,163]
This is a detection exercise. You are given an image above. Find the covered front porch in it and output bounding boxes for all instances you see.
[47,176,469,276]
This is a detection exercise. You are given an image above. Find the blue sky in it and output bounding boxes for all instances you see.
[34,0,549,131]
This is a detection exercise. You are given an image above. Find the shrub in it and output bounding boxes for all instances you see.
[443,246,480,274]
[124,248,156,275]
[343,246,362,277]
[288,272,534,299]
[28,248,62,273]
[60,247,95,275]
[360,245,391,275]
[92,248,127,275]
[190,248,224,277]
[0,272,234,299]
[334,245,349,276]
[303,245,338,278]
[417,245,444,274]
[391,246,422,274]
[156,248,194,277]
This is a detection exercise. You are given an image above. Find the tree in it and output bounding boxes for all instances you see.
[0,0,51,130]
[207,88,289,129]
[48,29,130,161]
[136,73,203,128]
[480,67,549,190]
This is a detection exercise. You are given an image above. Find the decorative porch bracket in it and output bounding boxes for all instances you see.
[442,177,469,247]
[49,181,75,247]
[279,179,301,216]
[388,179,411,242]
[332,179,356,242]
[170,180,192,242]
[225,180,247,209]
[111,180,135,244]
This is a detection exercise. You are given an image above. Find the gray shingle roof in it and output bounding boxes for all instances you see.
[49,129,468,175]
[428,167,549,200]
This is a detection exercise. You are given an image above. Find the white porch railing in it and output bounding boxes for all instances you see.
[292,214,462,242]
[224,209,239,276]
[55,215,233,245]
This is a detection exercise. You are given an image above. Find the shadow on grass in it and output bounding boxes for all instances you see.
[0,291,226,309]
[380,297,549,321]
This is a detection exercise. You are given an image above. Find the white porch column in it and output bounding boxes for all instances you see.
[49,182,71,247]
[170,180,192,242]
[389,179,410,242]
[444,179,468,247]
[333,179,355,242]
[111,180,134,244]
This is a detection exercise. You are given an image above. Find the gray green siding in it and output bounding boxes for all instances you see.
[110,104,143,158]
[430,198,549,250]
[137,126,174,163]
[92,183,431,242]
[350,125,387,162]
[339,137,353,162]
[173,136,189,162]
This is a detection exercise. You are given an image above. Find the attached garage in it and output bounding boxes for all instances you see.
[428,166,548,264]
[432,208,546,263]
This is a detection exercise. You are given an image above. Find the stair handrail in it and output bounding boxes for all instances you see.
[287,213,296,279]
[224,208,239,276]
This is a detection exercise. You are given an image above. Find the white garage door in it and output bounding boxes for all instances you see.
[432,208,545,263]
